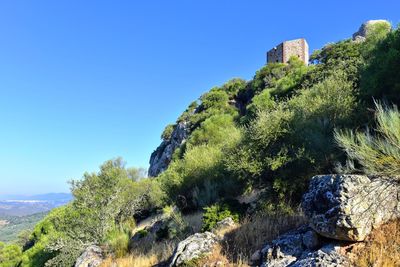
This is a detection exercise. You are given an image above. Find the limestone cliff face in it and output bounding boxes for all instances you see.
[148,121,190,177]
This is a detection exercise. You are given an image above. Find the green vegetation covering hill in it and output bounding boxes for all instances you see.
[0,213,47,244]
[2,20,400,266]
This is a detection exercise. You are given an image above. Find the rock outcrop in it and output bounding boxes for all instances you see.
[149,121,189,177]
[169,231,218,266]
[75,245,103,267]
[260,226,350,267]
[169,217,236,266]
[352,19,391,41]
[257,174,400,266]
[212,217,236,236]
[302,174,400,241]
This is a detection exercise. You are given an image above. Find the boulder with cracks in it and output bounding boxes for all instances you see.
[302,174,400,241]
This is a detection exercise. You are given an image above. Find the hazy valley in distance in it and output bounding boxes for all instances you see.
[0,193,72,243]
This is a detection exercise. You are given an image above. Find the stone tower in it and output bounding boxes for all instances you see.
[267,38,309,65]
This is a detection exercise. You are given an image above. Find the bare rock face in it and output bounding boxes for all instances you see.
[149,121,189,177]
[352,20,391,41]
[260,226,349,267]
[74,245,103,267]
[169,232,218,266]
[302,174,400,241]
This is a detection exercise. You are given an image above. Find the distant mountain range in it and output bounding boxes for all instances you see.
[0,193,72,217]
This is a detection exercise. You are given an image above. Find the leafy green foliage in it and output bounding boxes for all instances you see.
[361,27,400,104]
[359,20,392,57]
[201,203,239,232]
[187,114,241,147]
[335,103,400,177]
[245,90,275,121]
[161,124,175,140]
[226,71,358,203]
[308,40,363,85]
[0,242,22,267]
[104,221,134,258]
[17,158,164,266]
[221,78,247,96]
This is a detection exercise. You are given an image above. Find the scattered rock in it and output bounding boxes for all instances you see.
[352,20,391,41]
[260,226,350,266]
[302,174,400,241]
[169,232,218,266]
[261,226,317,266]
[289,244,350,267]
[75,245,103,267]
[149,121,190,177]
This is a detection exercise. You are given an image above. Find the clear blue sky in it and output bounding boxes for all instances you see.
[0,0,399,195]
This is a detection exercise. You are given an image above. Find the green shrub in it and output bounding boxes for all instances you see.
[361,27,400,105]
[202,203,239,232]
[161,141,245,210]
[0,242,22,267]
[245,90,275,121]
[335,103,400,177]
[187,114,241,147]
[161,124,175,140]
[19,158,165,266]
[221,78,247,97]
[104,221,134,258]
[226,71,357,204]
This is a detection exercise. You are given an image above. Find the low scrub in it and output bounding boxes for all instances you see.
[335,103,400,178]
[222,212,305,264]
[102,241,176,267]
[353,220,400,267]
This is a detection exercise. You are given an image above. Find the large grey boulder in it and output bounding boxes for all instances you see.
[75,245,103,267]
[352,20,391,41]
[260,226,349,267]
[169,232,218,266]
[149,121,190,177]
[302,174,400,241]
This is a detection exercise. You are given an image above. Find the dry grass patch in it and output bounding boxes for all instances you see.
[183,211,204,234]
[353,219,400,267]
[101,254,158,267]
[101,240,176,267]
[197,244,249,267]
[221,212,306,264]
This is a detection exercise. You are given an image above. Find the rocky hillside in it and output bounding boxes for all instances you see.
[2,19,400,267]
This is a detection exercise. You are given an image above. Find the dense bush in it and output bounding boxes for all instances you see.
[335,103,400,177]
[0,242,22,267]
[158,144,241,210]
[187,114,241,147]
[226,71,358,204]
[361,27,400,105]
[104,221,134,258]
[16,158,164,266]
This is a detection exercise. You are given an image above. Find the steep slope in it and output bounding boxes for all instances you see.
[2,19,400,267]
